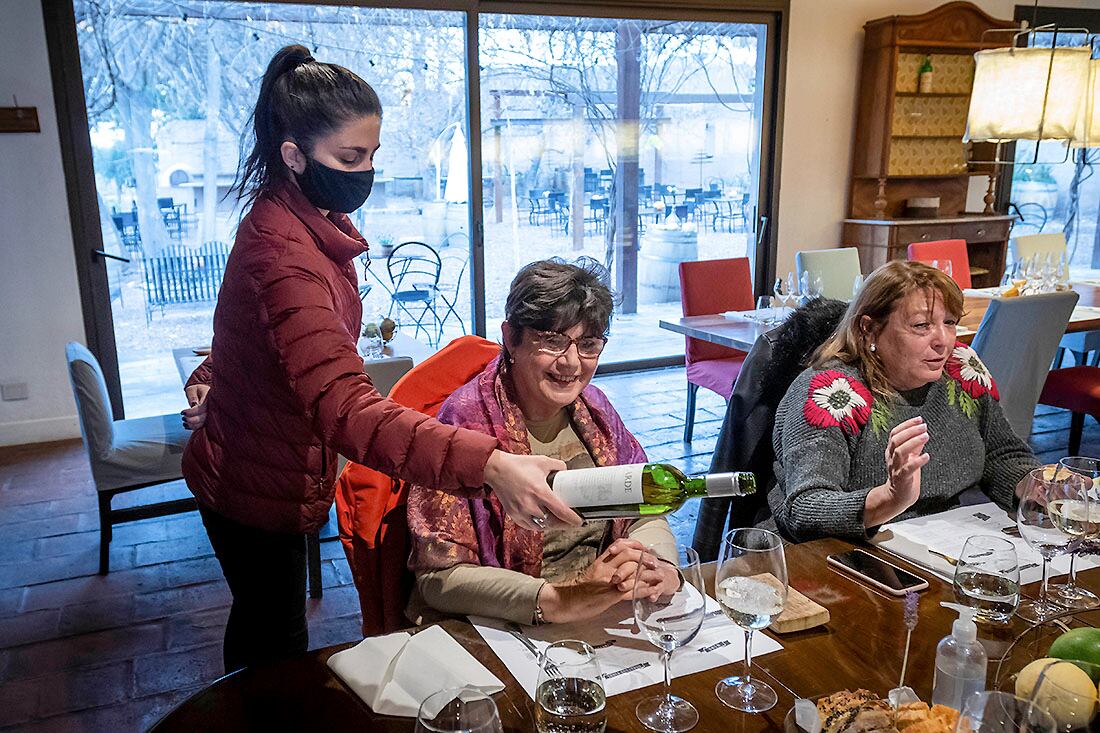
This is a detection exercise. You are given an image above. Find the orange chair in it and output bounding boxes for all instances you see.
[678,258,754,442]
[906,239,973,289]
[334,335,500,636]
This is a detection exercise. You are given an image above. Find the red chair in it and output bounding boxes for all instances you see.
[1038,366,1100,454]
[334,335,500,636]
[678,258,754,442]
[906,239,973,289]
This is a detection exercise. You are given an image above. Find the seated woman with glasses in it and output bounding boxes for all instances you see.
[769,260,1037,543]
[407,258,680,625]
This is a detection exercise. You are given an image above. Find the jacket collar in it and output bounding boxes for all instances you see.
[271,181,368,266]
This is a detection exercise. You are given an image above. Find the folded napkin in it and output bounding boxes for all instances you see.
[327,625,504,716]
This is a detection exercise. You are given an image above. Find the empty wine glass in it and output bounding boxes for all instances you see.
[812,273,824,299]
[415,688,503,733]
[799,270,811,303]
[714,528,788,713]
[1049,456,1100,610]
[755,295,775,326]
[773,277,789,314]
[633,545,706,733]
[1016,466,1092,623]
[535,640,606,733]
[786,271,801,307]
[958,690,1056,733]
[852,273,865,299]
[952,535,1020,624]
[1057,253,1070,288]
[999,267,1014,295]
[940,259,954,280]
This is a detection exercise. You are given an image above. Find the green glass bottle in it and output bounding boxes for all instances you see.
[918,55,934,93]
[549,463,756,520]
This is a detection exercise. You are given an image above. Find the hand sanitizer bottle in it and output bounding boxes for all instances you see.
[932,602,986,710]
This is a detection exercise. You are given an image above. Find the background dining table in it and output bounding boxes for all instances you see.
[659,283,1100,353]
[149,536,1086,732]
[171,332,436,387]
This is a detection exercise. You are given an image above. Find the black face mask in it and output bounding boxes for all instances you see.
[295,157,374,213]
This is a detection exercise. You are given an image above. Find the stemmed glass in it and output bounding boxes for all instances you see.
[1049,457,1100,610]
[415,688,503,733]
[755,296,776,326]
[633,545,706,733]
[714,528,788,713]
[812,273,824,300]
[958,691,1056,733]
[1016,466,1092,623]
[773,278,790,316]
[852,273,864,299]
[786,271,801,307]
[535,641,607,733]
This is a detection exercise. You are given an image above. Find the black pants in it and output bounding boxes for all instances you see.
[199,505,308,674]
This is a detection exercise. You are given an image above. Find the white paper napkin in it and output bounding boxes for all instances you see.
[327,625,504,716]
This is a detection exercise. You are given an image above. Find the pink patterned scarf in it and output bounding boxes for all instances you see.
[407,356,645,577]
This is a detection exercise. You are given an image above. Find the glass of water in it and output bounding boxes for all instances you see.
[952,535,1020,624]
[535,640,606,733]
[714,528,788,713]
[415,688,502,733]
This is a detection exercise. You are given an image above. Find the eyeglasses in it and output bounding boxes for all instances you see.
[532,329,608,359]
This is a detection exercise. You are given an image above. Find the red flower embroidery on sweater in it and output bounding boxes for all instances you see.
[945,342,999,400]
[803,370,873,434]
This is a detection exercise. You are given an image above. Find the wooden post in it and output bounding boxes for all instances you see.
[615,20,642,314]
[571,97,585,251]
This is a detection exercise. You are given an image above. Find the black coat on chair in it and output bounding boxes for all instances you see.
[692,298,848,561]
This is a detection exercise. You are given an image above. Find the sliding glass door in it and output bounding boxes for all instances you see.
[70,1,472,416]
[57,0,782,415]
[477,13,772,364]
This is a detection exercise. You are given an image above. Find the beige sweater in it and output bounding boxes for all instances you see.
[410,411,677,624]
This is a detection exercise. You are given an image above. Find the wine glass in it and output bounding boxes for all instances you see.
[958,691,1056,733]
[755,295,775,326]
[799,270,811,303]
[1057,253,1070,288]
[714,528,788,713]
[852,273,864,299]
[633,545,706,733]
[415,688,503,733]
[952,535,1020,624]
[535,640,606,733]
[1049,457,1100,610]
[1016,466,1091,623]
[940,259,954,281]
[812,273,824,300]
[773,277,789,314]
[786,271,800,307]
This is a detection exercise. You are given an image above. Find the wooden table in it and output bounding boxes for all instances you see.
[150,537,1085,732]
[172,333,436,386]
[660,284,1100,353]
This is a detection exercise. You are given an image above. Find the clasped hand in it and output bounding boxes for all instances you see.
[539,538,681,624]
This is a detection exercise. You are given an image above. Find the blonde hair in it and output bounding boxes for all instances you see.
[812,260,964,400]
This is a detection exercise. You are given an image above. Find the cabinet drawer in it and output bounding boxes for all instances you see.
[891,224,953,246]
[951,220,1010,243]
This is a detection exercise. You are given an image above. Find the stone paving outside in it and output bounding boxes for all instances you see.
[0,366,1091,731]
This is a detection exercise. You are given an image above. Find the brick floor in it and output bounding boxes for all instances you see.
[0,366,1087,731]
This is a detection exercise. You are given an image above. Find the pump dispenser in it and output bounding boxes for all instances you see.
[931,603,987,709]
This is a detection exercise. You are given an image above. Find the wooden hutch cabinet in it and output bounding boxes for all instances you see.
[841,2,1018,287]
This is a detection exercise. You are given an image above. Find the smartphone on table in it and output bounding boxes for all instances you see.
[826,548,929,596]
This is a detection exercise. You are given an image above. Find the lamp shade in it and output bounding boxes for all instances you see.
[966,45,1090,143]
[1072,57,1100,148]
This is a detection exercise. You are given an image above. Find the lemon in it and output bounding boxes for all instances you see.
[1016,658,1097,729]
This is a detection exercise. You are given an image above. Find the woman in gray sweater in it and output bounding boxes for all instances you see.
[769,260,1037,542]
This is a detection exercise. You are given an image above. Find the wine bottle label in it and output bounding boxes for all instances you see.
[551,463,646,507]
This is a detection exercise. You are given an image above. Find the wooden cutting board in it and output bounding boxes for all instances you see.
[770,585,830,633]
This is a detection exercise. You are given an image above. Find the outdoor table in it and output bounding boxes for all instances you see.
[659,284,1100,353]
[172,333,436,386]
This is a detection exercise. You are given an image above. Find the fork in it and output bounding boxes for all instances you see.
[506,623,561,677]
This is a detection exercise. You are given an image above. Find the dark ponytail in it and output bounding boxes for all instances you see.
[230,45,383,209]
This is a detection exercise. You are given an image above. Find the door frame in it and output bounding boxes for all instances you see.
[43,0,788,410]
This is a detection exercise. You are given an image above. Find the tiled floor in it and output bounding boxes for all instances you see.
[0,366,1089,731]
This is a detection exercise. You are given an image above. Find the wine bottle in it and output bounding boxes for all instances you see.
[918,55,934,94]
[549,463,756,520]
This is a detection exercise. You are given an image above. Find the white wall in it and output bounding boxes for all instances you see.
[0,0,85,446]
[774,0,1100,276]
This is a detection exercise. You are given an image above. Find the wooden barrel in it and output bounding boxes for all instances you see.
[638,226,698,304]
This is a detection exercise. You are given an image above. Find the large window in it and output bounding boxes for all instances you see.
[478,14,768,364]
[59,0,782,415]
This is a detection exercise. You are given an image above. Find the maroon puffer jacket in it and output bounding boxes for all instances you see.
[182,182,498,533]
